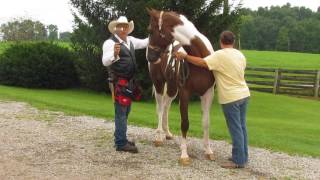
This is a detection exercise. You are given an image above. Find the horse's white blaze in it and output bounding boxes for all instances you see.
[200,86,214,155]
[180,138,189,158]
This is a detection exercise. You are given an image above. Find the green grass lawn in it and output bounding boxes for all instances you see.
[0,85,319,157]
[242,50,320,70]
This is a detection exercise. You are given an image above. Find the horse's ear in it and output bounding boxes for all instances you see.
[146,8,159,18]
[146,7,152,14]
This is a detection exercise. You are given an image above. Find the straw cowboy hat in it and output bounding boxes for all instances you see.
[108,16,134,34]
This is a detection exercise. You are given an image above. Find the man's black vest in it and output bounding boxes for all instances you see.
[110,35,137,79]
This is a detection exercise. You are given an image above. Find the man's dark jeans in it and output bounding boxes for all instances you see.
[222,97,249,166]
[114,101,131,148]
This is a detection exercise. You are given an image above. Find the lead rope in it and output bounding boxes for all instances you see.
[178,58,189,87]
[165,43,176,81]
[165,43,189,87]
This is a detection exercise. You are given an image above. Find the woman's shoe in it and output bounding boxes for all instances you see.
[221,161,244,169]
[116,142,138,153]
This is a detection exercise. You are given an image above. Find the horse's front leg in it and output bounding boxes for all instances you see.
[162,92,177,140]
[179,89,191,166]
[200,86,215,161]
[154,91,165,146]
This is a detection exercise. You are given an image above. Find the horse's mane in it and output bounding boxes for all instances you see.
[149,10,180,28]
[148,9,214,54]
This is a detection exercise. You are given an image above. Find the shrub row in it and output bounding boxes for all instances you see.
[0,42,79,89]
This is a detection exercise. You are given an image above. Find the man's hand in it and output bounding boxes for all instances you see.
[114,43,121,58]
[174,52,187,61]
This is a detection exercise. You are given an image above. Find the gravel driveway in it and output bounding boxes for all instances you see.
[0,100,319,179]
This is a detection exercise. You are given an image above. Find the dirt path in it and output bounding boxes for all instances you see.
[0,100,319,179]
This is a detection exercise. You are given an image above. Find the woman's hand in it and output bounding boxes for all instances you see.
[174,52,187,61]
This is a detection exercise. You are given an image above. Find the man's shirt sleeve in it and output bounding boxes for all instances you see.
[102,39,120,67]
[129,36,149,50]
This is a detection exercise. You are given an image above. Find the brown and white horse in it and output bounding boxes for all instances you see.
[146,9,215,165]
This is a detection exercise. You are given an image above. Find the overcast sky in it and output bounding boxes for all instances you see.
[0,0,319,32]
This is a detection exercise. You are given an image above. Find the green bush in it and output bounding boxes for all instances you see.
[72,43,107,92]
[0,41,79,89]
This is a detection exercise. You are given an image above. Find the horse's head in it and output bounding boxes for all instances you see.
[146,8,183,63]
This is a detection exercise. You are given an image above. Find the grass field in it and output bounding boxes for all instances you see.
[0,85,319,157]
[242,50,320,70]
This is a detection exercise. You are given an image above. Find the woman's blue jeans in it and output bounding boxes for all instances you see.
[114,102,131,148]
[222,97,249,166]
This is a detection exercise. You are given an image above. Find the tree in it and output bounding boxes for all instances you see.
[239,4,320,53]
[33,21,47,40]
[298,19,320,53]
[276,27,289,51]
[0,18,47,41]
[47,24,58,40]
[254,17,279,50]
[59,31,72,41]
[289,23,306,52]
[239,14,256,49]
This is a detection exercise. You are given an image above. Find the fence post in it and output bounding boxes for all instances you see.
[315,70,320,98]
[273,69,280,94]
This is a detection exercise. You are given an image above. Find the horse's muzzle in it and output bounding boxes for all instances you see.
[146,46,161,63]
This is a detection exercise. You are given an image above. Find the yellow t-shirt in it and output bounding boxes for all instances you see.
[204,48,250,104]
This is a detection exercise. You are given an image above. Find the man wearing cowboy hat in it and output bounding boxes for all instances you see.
[102,16,148,153]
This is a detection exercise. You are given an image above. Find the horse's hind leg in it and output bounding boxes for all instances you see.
[179,89,191,166]
[154,91,165,146]
[200,86,215,161]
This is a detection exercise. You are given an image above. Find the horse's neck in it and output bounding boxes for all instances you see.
[172,15,214,57]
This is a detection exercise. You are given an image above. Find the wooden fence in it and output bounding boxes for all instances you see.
[245,67,320,98]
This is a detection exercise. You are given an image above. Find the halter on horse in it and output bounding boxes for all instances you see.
[146,8,216,165]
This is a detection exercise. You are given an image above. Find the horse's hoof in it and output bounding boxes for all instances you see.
[166,135,173,140]
[179,157,191,166]
[153,140,163,147]
[205,153,216,161]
